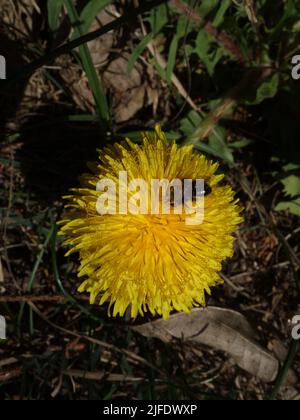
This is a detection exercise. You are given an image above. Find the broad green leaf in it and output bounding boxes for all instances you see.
[47,0,64,31]
[281,174,300,197]
[146,3,168,33]
[176,16,190,38]
[255,73,279,103]
[182,110,234,164]
[180,111,203,136]
[194,141,225,158]
[275,162,300,216]
[275,198,300,217]
[208,127,234,164]
[195,139,234,165]
[282,163,300,172]
[188,110,203,127]
[246,73,279,105]
[198,0,219,18]
[194,31,227,76]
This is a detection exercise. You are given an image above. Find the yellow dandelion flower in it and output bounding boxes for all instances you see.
[59,125,243,319]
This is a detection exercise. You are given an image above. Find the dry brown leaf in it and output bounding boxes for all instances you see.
[58,56,95,112]
[103,56,145,123]
[132,307,280,383]
[88,5,116,68]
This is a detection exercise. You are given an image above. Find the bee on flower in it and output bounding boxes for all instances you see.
[59,125,243,319]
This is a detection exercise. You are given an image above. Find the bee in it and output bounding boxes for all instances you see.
[169,179,212,207]
[191,180,212,200]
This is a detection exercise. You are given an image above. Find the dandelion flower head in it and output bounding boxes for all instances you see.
[60,126,243,319]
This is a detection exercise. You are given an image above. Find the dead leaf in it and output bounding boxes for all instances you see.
[88,5,116,68]
[58,56,95,112]
[132,307,280,383]
[103,56,145,122]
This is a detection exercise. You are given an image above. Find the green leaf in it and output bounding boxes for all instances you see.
[127,32,153,74]
[279,167,300,198]
[255,73,279,104]
[166,35,178,84]
[265,0,297,36]
[246,73,279,105]
[213,0,231,27]
[198,0,219,18]
[194,141,222,157]
[229,139,253,149]
[282,175,300,197]
[146,3,168,33]
[180,110,203,136]
[128,3,168,74]
[275,163,300,217]
[275,198,300,217]
[78,0,112,35]
[194,31,227,76]
[64,0,109,123]
[47,0,64,31]
[165,15,193,83]
[208,127,234,164]
[181,110,234,164]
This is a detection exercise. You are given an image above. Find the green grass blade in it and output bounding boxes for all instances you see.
[166,34,178,84]
[127,32,153,74]
[64,0,110,124]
